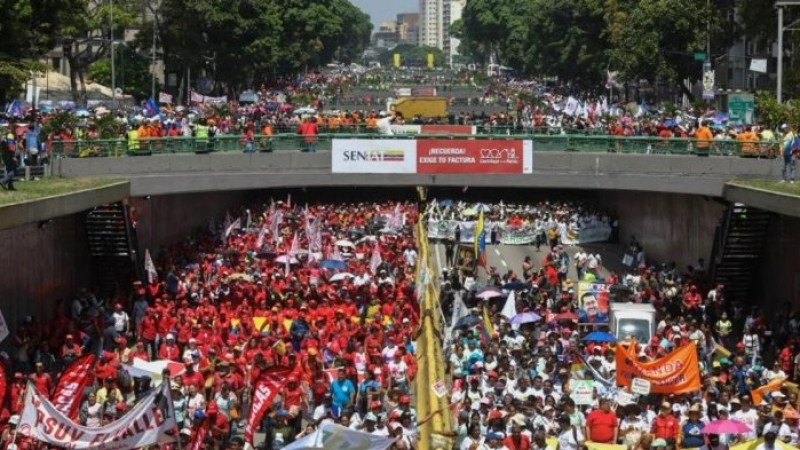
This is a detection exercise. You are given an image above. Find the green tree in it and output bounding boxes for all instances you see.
[88,44,154,101]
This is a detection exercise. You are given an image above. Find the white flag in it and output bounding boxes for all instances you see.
[225,217,241,239]
[255,225,267,250]
[289,231,300,256]
[19,381,177,449]
[501,290,517,320]
[369,244,382,275]
[144,249,158,283]
[284,254,291,277]
[451,293,469,327]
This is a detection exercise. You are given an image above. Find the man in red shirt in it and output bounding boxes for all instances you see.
[585,398,619,443]
[30,362,54,398]
[651,401,679,440]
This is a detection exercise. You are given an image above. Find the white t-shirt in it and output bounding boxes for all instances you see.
[376,117,394,135]
[388,360,408,383]
[112,311,129,332]
[733,409,759,441]
[557,426,585,450]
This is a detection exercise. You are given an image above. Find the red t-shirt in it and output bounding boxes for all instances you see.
[586,409,618,443]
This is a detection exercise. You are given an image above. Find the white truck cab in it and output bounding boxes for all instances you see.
[609,303,656,343]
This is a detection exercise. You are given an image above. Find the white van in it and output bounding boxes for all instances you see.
[609,303,656,343]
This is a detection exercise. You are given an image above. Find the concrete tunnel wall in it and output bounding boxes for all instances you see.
[758,215,800,314]
[597,191,726,269]
[0,212,93,330]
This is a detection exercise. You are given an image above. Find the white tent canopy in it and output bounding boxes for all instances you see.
[281,423,395,450]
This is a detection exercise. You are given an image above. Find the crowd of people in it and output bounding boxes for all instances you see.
[1,200,431,449]
[0,193,798,450]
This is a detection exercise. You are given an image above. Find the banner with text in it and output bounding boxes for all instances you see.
[616,342,702,394]
[244,366,292,444]
[19,381,177,449]
[332,139,532,174]
[52,354,96,420]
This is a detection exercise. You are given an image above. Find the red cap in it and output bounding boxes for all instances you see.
[488,370,498,379]
[371,400,382,409]
[399,395,410,404]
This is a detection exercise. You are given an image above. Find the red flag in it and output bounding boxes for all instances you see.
[0,361,6,412]
[189,419,209,450]
[52,354,96,419]
[244,366,292,445]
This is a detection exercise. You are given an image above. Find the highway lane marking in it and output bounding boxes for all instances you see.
[501,260,508,267]
[494,248,501,255]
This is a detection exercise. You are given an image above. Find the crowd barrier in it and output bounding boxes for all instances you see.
[50,133,781,158]
[414,219,454,450]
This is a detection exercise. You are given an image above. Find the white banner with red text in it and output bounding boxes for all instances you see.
[332,139,533,174]
[19,381,177,449]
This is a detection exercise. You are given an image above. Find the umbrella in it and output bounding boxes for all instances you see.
[329,272,353,282]
[454,315,482,328]
[552,312,578,322]
[293,106,316,115]
[334,240,354,247]
[582,331,617,343]
[502,281,530,291]
[475,203,491,212]
[320,260,347,270]
[75,109,91,117]
[256,251,277,260]
[702,420,752,435]
[462,208,477,216]
[509,312,542,325]
[439,199,454,207]
[275,254,299,264]
[476,290,503,300]
[227,273,254,283]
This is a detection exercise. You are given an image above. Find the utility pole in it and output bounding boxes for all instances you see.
[110,0,115,107]
[151,4,157,100]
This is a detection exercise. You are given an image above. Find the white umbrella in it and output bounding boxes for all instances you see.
[275,254,299,264]
[329,273,353,282]
[334,240,355,247]
[293,106,316,115]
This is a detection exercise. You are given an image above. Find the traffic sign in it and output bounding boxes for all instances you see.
[694,52,707,61]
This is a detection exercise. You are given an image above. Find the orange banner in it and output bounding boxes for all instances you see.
[751,377,786,404]
[615,342,702,394]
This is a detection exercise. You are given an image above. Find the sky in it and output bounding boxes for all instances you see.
[351,0,416,27]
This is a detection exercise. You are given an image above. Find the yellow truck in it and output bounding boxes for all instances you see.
[389,96,448,119]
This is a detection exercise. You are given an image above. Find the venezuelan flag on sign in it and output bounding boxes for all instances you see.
[474,211,487,268]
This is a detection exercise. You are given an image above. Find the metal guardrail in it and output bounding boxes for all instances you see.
[49,133,780,158]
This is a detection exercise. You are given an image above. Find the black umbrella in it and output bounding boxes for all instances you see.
[256,252,277,260]
[502,281,531,291]
[454,315,481,328]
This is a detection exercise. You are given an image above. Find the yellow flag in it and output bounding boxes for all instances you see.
[253,316,267,332]
[393,54,401,68]
[427,53,434,68]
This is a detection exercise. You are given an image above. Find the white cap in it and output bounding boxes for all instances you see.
[166,333,175,340]
[8,415,20,426]
[364,412,378,422]
[180,428,192,436]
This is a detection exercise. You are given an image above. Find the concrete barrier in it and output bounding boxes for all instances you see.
[57,152,782,197]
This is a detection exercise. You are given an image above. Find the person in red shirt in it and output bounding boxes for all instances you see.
[505,415,532,450]
[61,334,82,364]
[9,373,26,414]
[205,402,230,445]
[138,308,158,359]
[182,362,205,392]
[651,401,679,440]
[131,341,150,361]
[585,398,619,443]
[297,116,318,152]
[159,334,181,361]
[30,362,54,398]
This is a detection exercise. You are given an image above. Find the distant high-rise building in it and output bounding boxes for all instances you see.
[418,0,464,66]
[443,0,465,66]
[419,0,443,49]
[397,13,419,46]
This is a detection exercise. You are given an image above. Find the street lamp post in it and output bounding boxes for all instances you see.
[110,0,115,107]
[776,1,800,103]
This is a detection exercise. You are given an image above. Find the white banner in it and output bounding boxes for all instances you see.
[283,423,395,450]
[427,219,506,243]
[390,124,422,135]
[502,225,538,245]
[19,381,177,449]
[331,139,417,174]
[190,91,227,104]
[561,224,612,245]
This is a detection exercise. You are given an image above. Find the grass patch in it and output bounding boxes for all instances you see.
[728,179,800,198]
[0,177,124,207]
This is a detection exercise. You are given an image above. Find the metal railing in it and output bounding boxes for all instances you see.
[50,133,781,158]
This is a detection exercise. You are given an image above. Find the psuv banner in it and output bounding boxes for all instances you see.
[615,343,702,394]
[19,381,177,449]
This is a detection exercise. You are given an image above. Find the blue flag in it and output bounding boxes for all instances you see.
[145,97,160,117]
